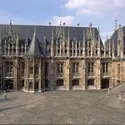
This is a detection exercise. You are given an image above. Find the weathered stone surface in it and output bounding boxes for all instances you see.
[0,91,125,124]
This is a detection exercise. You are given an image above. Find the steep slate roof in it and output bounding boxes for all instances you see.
[0,24,100,43]
[0,24,103,56]
[27,30,42,56]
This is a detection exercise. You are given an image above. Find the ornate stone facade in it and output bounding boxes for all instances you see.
[0,21,125,93]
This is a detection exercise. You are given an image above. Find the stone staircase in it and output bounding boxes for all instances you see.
[108,82,125,94]
[108,81,125,101]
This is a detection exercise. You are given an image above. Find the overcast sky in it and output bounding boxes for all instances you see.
[0,0,125,41]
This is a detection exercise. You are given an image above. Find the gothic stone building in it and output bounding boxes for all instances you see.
[0,22,125,93]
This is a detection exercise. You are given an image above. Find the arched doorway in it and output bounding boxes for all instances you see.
[101,79,109,89]
[87,79,95,89]
[45,79,49,91]
[5,79,13,89]
[35,82,39,91]
[21,80,24,89]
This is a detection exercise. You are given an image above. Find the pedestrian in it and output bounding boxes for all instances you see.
[4,92,8,100]
[4,87,7,93]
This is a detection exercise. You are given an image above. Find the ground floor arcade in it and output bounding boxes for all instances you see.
[1,77,111,93]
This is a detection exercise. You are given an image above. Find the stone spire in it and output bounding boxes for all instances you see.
[97,29,101,57]
[114,17,118,31]
[75,39,77,57]
[112,36,115,58]
[72,41,74,56]
[67,29,70,57]
[27,27,42,56]
[56,21,65,39]
[83,30,86,57]
[79,40,81,56]
[25,37,28,54]
[104,41,106,57]
[7,20,13,37]
[16,34,19,56]
[0,32,2,56]
[51,28,54,57]
[108,39,111,57]
[89,23,93,38]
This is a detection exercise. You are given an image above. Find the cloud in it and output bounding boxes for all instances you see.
[0,10,32,24]
[76,9,100,16]
[50,16,75,26]
[65,0,125,16]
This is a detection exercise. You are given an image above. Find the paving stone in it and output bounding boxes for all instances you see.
[0,91,125,124]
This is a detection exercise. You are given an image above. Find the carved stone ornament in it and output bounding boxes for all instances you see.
[83,65,86,69]
[35,59,39,65]
[29,59,33,66]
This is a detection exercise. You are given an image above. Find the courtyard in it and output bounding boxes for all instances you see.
[0,90,125,124]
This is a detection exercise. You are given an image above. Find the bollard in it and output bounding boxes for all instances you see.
[119,92,122,100]
[108,88,110,94]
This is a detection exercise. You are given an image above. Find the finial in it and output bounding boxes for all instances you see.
[77,23,80,27]
[98,25,100,33]
[119,24,121,28]
[89,23,92,28]
[49,22,51,26]
[106,35,108,40]
[114,17,118,31]
[60,21,62,26]
[10,20,12,25]
[63,22,66,26]
[115,17,117,24]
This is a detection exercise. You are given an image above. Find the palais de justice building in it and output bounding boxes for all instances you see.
[0,21,125,93]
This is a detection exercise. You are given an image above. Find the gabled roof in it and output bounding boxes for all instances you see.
[27,30,42,56]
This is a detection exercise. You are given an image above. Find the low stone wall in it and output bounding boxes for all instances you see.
[108,82,125,94]
[119,91,125,100]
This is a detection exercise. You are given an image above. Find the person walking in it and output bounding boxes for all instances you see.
[4,86,8,100]
[5,92,8,100]
[4,86,7,93]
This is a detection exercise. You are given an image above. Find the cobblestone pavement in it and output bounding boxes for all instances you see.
[0,90,125,124]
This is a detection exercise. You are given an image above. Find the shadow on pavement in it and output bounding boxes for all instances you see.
[0,98,16,103]
[0,103,27,112]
